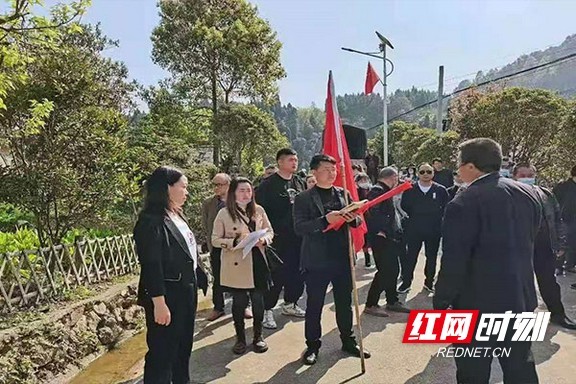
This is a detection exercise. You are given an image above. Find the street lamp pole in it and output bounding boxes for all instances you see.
[342,31,394,166]
[376,32,394,167]
[381,42,389,166]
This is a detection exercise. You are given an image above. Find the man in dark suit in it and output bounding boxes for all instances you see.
[399,162,449,293]
[293,154,371,365]
[434,138,542,384]
[512,163,576,330]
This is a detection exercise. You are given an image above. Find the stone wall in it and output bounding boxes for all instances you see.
[0,278,145,384]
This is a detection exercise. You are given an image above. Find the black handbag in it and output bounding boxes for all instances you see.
[263,245,284,273]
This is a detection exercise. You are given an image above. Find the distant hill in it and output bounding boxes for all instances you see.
[455,34,576,97]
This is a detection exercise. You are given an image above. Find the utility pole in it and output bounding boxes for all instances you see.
[436,65,444,134]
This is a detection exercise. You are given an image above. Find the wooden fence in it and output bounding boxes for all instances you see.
[0,235,139,313]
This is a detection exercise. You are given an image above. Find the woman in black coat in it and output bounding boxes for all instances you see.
[134,166,208,384]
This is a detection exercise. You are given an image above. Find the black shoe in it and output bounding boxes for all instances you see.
[233,340,247,354]
[571,283,576,290]
[253,338,269,353]
[341,343,371,359]
[302,349,318,365]
[386,301,411,313]
[551,314,576,330]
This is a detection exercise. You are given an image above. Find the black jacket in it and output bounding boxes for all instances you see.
[293,186,360,272]
[433,169,454,188]
[434,173,543,313]
[134,213,208,306]
[366,182,402,241]
[401,182,449,235]
[553,179,576,228]
[535,186,567,254]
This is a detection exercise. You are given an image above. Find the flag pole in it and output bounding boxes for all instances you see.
[328,71,366,373]
[340,162,367,374]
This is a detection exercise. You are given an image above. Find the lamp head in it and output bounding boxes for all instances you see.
[376,31,394,50]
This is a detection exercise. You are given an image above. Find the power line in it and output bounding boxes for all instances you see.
[408,41,576,90]
[366,50,576,131]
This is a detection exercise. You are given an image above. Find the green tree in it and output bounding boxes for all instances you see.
[0,0,89,112]
[151,0,286,166]
[214,104,288,177]
[547,100,576,182]
[413,130,460,168]
[129,83,213,171]
[0,24,134,245]
[369,121,459,168]
[450,87,570,177]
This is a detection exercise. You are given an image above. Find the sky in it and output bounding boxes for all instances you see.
[78,0,576,107]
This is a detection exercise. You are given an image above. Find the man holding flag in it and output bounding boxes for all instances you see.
[293,154,371,365]
[292,71,370,366]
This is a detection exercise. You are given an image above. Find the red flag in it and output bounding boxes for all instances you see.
[365,62,380,94]
[324,181,413,232]
[323,71,367,252]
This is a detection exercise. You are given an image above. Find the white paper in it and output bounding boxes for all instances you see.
[233,229,269,258]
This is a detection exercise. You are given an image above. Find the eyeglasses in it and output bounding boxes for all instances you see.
[419,170,433,175]
[212,183,227,187]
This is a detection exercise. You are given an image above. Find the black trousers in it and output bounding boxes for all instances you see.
[402,231,441,287]
[143,283,197,384]
[209,248,225,312]
[264,238,305,310]
[304,266,354,351]
[366,236,401,307]
[534,244,565,316]
[454,338,538,383]
[231,289,265,329]
[565,227,576,268]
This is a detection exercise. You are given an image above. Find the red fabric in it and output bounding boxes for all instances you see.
[322,71,367,252]
[364,62,380,95]
[324,181,413,232]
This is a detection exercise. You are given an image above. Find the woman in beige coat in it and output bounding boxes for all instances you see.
[212,177,274,355]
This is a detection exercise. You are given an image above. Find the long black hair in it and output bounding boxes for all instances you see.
[141,166,184,216]
[226,177,256,222]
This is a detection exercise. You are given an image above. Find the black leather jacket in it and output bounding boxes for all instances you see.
[535,186,567,254]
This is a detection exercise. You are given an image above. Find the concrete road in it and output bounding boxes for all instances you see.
[171,254,576,384]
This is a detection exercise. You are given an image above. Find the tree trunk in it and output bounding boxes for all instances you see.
[211,70,220,167]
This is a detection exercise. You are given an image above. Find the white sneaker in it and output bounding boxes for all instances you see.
[281,302,306,318]
[262,310,277,329]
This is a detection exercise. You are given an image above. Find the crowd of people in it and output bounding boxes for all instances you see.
[132,140,576,383]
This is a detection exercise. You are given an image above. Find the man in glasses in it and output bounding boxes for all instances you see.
[399,163,449,293]
[202,173,234,321]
